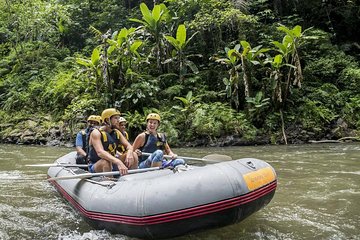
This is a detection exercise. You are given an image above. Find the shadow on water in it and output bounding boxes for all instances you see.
[0,143,359,239]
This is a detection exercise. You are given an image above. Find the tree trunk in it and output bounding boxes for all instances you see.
[240,55,250,98]
[280,109,288,144]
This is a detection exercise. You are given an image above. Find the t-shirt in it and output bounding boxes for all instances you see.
[75,129,87,147]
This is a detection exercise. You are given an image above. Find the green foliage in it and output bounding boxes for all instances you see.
[164,24,199,80]
[189,102,257,141]
[343,95,360,128]
[246,91,270,125]
[43,69,90,112]
[338,67,360,93]
[173,91,200,112]
[122,110,147,136]
[0,0,359,145]
[298,99,338,132]
[63,94,106,123]
[303,50,357,87]
[116,76,160,112]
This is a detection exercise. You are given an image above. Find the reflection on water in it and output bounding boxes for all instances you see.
[0,143,359,239]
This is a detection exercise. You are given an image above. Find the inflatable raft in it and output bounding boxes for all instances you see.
[48,151,277,239]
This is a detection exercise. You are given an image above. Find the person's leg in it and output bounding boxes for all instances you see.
[150,150,163,167]
[162,158,185,168]
[93,159,112,173]
[118,152,139,169]
[139,156,152,168]
[139,150,163,168]
[128,152,139,169]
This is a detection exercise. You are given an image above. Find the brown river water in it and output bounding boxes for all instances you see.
[0,143,359,240]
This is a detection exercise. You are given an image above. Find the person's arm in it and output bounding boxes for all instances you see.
[132,133,145,156]
[164,142,177,159]
[75,132,86,156]
[90,130,128,175]
[118,132,134,167]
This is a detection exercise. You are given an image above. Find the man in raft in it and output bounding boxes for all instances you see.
[75,115,101,165]
[88,108,138,175]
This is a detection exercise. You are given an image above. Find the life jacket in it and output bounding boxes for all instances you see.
[118,131,129,153]
[84,126,98,157]
[88,128,122,163]
[139,131,166,162]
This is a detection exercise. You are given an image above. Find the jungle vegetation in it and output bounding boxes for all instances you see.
[0,0,359,146]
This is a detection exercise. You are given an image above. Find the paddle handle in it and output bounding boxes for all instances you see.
[26,164,89,168]
[141,152,220,163]
[48,166,161,181]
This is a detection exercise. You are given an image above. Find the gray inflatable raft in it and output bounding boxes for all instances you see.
[48,151,277,239]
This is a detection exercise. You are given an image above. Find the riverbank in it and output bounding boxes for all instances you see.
[0,117,359,147]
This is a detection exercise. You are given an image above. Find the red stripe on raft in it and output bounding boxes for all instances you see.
[50,179,277,226]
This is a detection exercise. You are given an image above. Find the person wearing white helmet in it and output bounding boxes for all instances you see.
[113,116,139,171]
[75,115,101,166]
[132,113,185,169]
[115,117,129,152]
[88,108,138,176]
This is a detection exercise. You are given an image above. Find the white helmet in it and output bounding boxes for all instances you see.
[119,117,127,123]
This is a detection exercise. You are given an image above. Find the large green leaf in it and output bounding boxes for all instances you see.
[140,3,153,25]
[91,48,100,66]
[118,28,128,38]
[76,58,92,67]
[152,5,161,22]
[292,25,302,38]
[129,18,147,26]
[273,54,283,68]
[174,96,189,105]
[185,60,199,74]
[272,41,286,54]
[164,36,180,50]
[240,40,250,50]
[177,24,186,46]
[227,49,238,64]
[130,40,143,56]
[283,35,293,49]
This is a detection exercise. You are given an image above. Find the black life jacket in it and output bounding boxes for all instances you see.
[88,128,121,163]
[118,131,129,153]
[139,131,166,162]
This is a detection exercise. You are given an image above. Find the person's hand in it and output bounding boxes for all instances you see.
[135,149,142,156]
[171,153,178,160]
[125,151,134,167]
[117,161,128,175]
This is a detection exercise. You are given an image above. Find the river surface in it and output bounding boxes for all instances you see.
[0,143,359,240]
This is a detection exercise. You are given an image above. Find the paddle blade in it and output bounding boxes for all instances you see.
[202,154,232,161]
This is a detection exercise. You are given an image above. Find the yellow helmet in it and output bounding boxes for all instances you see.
[119,117,127,123]
[146,113,161,122]
[101,108,121,123]
[87,115,102,124]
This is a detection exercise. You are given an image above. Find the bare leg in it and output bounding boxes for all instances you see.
[93,159,112,173]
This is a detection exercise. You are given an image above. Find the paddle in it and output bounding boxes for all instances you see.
[47,166,161,181]
[141,152,232,163]
[26,163,89,168]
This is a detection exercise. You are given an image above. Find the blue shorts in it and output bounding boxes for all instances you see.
[139,150,185,168]
[139,150,164,168]
[88,163,95,173]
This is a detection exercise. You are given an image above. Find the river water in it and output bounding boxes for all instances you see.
[0,143,359,240]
